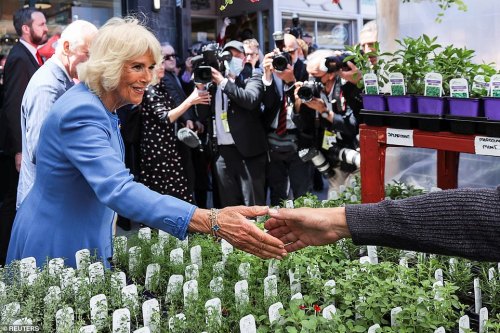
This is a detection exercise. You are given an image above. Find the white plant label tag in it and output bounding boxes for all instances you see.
[27,273,38,286]
[90,294,108,330]
[368,324,381,333]
[190,245,203,268]
[89,262,105,285]
[138,227,151,241]
[367,246,378,264]
[268,260,279,277]
[133,328,150,333]
[386,128,414,147]
[239,314,257,333]
[363,73,379,95]
[128,246,141,273]
[450,78,469,98]
[490,74,500,97]
[324,280,336,296]
[303,198,314,207]
[168,313,185,330]
[210,276,224,294]
[49,258,65,278]
[56,307,74,332]
[183,280,198,306]
[360,256,371,266]
[75,249,90,271]
[322,305,337,320]
[2,302,20,322]
[285,200,294,208]
[399,257,409,268]
[0,281,5,299]
[170,248,184,266]
[235,280,249,309]
[474,278,482,313]
[112,308,130,333]
[434,328,446,333]
[291,292,303,301]
[60,267,75,291]
[166,275,184,301]
[424,72,443,97]
[264,275,278,300]
[268,302,283,325]
[13,318,32,326]
[213,261,225,277]
[389,72,406,95]
[289,268,301,294]
[488,267,496,281]
[79,325,97,333]
[185,264,199,281]
[20,257,36,282]
[205,298,222,326]
[142,298,160,332]
[459,315,470,332]
[122,284,139,312]
[44,286,61,307]
[158,229,170,246]
[176,236,189,250]
[145,264,160,291]
[472,75,490,95]
[435,268,444,285]
[479,307,488,333]
[238,262,250,280]
[306,265,320,279]
[113,236,127,262]
[111,272,126,294]
[475,136,500,157]
[391,306,402,327]
[433,281,444,301]
[449,258,456,274]
[150,243,164,259]
[221,239,233,263]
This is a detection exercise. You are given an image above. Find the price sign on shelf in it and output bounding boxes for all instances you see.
[386,128,414,147]
[475,136,500,156]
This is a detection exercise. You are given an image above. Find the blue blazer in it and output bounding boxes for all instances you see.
[7,84,196,268]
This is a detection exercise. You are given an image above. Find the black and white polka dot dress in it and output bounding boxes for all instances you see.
[139,81,193,203]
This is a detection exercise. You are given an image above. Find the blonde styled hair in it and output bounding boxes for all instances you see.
[78,17,162,97]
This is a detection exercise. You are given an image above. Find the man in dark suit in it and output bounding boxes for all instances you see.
[209,40,267,207]
[0,7,48,265]
[262,33,314,206]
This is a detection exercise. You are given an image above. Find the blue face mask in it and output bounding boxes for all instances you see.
[227,57,244,76]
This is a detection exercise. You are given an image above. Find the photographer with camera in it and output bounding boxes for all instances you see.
[199,40,267,207]
[294,49,363,197]
[262,32,316,206]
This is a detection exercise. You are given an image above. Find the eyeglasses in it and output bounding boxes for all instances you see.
[245,52,258,57]
[163,54,177,61]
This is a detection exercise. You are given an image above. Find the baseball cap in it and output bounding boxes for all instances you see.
[223,40,245,53]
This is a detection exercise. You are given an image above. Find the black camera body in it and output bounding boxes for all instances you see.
[192,42,233,84]
[272,31,293,72]
[297,79,324,103]
[322,52,355,73]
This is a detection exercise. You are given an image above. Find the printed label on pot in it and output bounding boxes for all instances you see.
[450,78,469,98]
[79,325,97,333]
[389,72,406,95]
[89,262,104,285]
[170,248,183,266]
[424,72,443,97]
[386,128,414,147]
[323,305,337,320]
[264,275,278,300]
[490,74,500,97]
[183,280,198,306]
[166,275,184,301]
[185,264,199,281]
[475,136,500,157]
[49,258,64,278]
[472,75,490,96]
[205,298,222,326]
[268,302,284,325]
[268,260,279,277]
[138,227,151,241]
[238,262,250,280]
[363,73,379,95]
[210,276,223,294]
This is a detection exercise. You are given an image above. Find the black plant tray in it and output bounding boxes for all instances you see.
[445,115,488,135]
[414,113,448,132]
[484,119,500,137]
[359,110,391,127]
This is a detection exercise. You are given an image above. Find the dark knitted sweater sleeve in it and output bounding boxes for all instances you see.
[345,187,500,262]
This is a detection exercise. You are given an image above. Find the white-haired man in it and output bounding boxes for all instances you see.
[17,20,98,208]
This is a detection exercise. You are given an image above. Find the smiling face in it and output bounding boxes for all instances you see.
[101,53,156,111]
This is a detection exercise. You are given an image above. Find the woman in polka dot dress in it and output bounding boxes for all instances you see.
[139,62,211,203]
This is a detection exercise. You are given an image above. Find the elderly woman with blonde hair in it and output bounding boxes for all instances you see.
[7,17,286,268]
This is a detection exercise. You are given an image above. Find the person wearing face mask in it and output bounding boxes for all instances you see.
[261,33,315,206]
[208,40,267,207]
[294,49,363,197]
[17,20,98,209]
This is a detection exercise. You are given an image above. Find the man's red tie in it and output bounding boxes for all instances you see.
[276,89,287,136]
[35,50,44,66]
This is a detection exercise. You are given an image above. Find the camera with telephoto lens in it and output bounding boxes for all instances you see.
[321,52,356,73]
[191,42,233,84]
[298,147,335,178]
[272,31,292,72]
[297,77,324,103]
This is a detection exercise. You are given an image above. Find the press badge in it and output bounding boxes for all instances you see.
[221,112,230,133]
[322,130,336,150]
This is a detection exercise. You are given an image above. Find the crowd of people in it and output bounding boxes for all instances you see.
[0,8,498,268]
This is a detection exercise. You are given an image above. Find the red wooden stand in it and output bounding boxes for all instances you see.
[359,124,477,203]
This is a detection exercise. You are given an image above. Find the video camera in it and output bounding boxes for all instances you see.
[321,52,356,73]
[272,31,292,72]
[191,42,233,84]
[297,77,324,103]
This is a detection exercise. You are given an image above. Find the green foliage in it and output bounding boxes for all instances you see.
[401,0,467,23]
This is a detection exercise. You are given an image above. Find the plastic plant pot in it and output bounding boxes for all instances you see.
[362,94,387,111]
[386,95,416,114]
[483,97,500,120]
[449,97,482,117]
[417,96,447,116]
